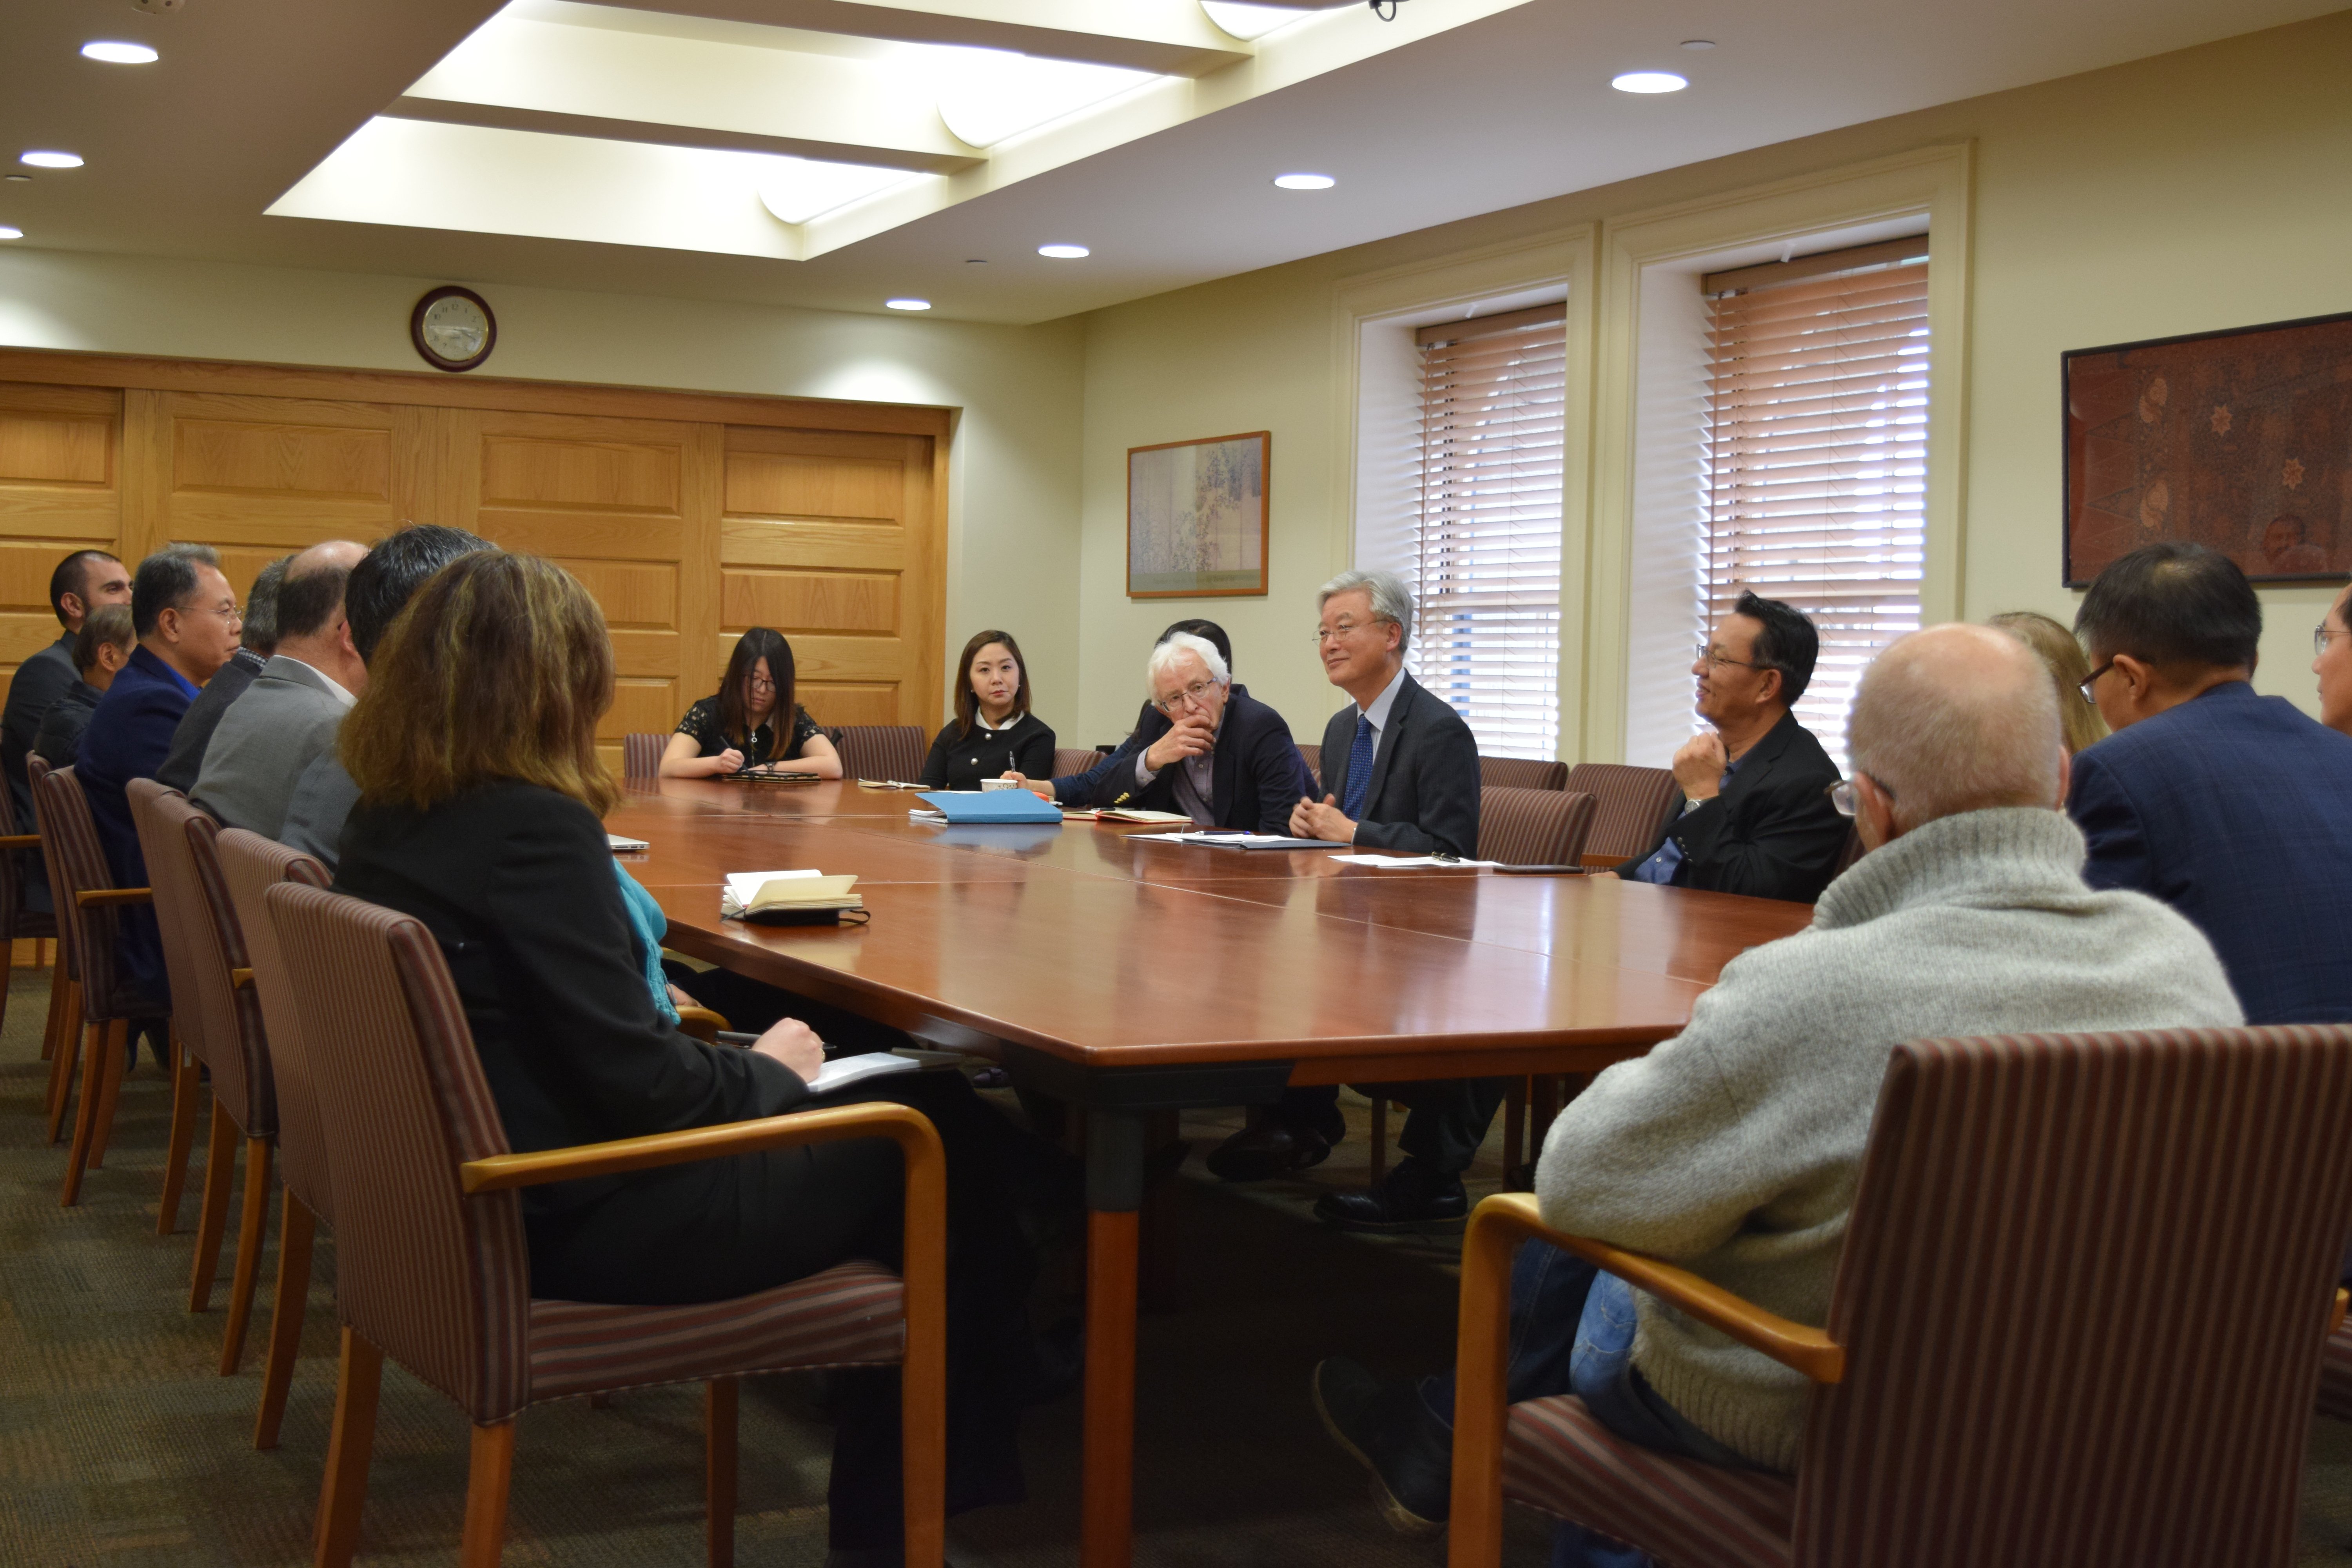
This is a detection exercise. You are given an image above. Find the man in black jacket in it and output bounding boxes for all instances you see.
[1616,591,1847,902]
[1012,619,1238,806]
[1085,631,1309,831]
[0,549,131,893]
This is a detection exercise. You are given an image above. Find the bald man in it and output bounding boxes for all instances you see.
[193,539,369,837]
[1313,625,2240,1552]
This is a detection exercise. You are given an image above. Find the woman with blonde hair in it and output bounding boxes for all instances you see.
[1990,610,2111,754]
[334,551,1059,1563]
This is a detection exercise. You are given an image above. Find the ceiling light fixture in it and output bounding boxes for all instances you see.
[81,41,160,64]
[4,174,28,183]
[1038,243,1090,259]
[886,298,932,310]
[0,227,22,241]
[932,48,1155,150]
[1273,172,1336,190]
[20,151,85,169]
[1199,3,1310,42]
[1611,71,1688,94]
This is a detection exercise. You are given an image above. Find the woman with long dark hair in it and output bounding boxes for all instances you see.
[916,629,1055,789]
[660,626,842,778]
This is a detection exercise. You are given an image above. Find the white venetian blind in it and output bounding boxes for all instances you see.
[1702,238,1929,768]
[1405,301,1566,760]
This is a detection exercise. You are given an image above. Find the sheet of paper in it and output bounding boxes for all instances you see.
[1328,854,1504,868]
[724,869,822,906]
[806,1053,922,1095]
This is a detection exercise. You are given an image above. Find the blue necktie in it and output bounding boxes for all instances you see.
[1342,713,1376,819]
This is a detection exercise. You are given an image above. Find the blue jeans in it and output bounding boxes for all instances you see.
[1420,1242,1754,1568]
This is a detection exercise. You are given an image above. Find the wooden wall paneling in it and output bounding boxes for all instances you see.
[119,388,171,571]
[0,383,123,673]
[677,423,724,741]
[719,426,938,730]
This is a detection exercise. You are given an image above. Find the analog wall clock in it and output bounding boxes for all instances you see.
[410,285,496,372]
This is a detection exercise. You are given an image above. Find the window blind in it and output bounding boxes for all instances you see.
[1406,301,1566,760]
[1702,244,1928,769]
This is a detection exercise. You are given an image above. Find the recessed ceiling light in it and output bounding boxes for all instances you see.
[1680,39,1717,50]
[1611,71,1688,94]
[20,151,84,169]
[885,298,932,311]
[1273,172,1336,191]
[4,174,28,183]
[81,41,160,64]
[1038,243,1090,259]
[0,227,22,241]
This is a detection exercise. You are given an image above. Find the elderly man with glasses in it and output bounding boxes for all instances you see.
[2316,581,2352,739]
[1085,629,1312,831]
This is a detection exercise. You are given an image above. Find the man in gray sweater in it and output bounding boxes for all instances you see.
[1314,623,2241,1555]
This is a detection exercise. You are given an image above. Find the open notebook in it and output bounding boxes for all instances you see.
[721,869,863,922]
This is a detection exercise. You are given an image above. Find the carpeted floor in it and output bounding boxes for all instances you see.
[5,963,2351,1564]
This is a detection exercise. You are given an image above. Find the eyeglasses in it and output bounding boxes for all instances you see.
[1154,677,1225,713]
[1695,642,1764,671]
[2316,622,2351,659]
[1828,774,1895,817]
[2078,660,2116,703]
[745,675,776,693]
[1313,618,1389,645]
[181,601,243,626]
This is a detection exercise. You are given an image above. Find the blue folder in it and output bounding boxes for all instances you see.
[916,790,1063,824]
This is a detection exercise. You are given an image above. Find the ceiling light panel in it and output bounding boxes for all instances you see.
[1199,4,1313,43]
[80,41,161,64]
[929,47,1156,148]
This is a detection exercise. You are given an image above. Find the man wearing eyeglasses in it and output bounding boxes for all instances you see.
[1083,631,1310,831]
[78,543,246,1000]
[2067,541,2352,1025]
[2316,583,2352,738]
[1613,591,1847,902]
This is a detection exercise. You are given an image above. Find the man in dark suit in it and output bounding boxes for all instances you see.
[1084,631,1308,831]
[2070,541,2352,1023]
[1615,591,1848,901]
[78,544,245,996]
[1006,619,1245,806]
[0,549,130,907]
[2317,581,2352,739]
[154,552,289,793]
[1209,570,1487,1203]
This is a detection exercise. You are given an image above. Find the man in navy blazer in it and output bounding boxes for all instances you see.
[1018,620,1243,806]
[2068,541,2352,1024]
[78,544,244,998]
[1084,632,1309,832]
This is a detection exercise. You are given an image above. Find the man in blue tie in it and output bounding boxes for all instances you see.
[1205,570,1483,1205]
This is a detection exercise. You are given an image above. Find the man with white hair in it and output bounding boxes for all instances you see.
[1311,624,2240,1558]
[1084,630,1310,831]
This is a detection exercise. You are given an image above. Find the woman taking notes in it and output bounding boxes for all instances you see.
[917,630,1054,789]
[333,552,1061,1559]
[660,626,843,779]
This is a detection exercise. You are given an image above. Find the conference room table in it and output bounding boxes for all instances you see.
[607,777,1815,1567]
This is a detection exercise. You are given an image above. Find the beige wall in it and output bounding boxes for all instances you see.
[0,247,1087,729]
[1072,11,2352,754]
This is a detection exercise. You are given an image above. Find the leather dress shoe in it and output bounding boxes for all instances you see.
[1205,1118,1339,1182]
[1314,1156,1469,1232]
[1310,1356,1449,1534]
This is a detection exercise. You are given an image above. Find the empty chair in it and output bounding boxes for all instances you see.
[1477,787,1598,867]
[266,880,950,1567]
[1450,1026,2352,1568]
[1053,748,1107,780]
[834,723,928,782]
[621,732,668,779]
[217,828,335,1450]
[38,762,169,1206]
[1298,742,1321,793]
[1478,756,1569,792]
[1564,762,1684,864]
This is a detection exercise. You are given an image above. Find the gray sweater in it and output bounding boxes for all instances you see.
[1535,807,2241,1471]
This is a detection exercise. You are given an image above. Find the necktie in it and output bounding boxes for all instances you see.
[1342,712,1376,820]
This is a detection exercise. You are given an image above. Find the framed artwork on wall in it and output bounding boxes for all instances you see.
[2063,310,2352,586]
[1127,430,1270,598]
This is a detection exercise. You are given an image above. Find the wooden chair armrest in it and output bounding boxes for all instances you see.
[76,887,152,907]
[1580,852,1630,869]
[0,834,40,849]
[2334,1288,2347,1338]
[1446,1192,1842,1568]
[675,1004,730,1044]
[230,967,253,991]
[460,1100,941,1194]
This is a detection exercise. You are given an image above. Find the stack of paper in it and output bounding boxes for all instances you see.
[1129,831,1343,851]
[1328,853,1504,868]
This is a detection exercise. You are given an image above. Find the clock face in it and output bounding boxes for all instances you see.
[421,295,490,360]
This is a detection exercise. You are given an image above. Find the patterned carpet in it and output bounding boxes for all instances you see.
[2,962,2347,1564]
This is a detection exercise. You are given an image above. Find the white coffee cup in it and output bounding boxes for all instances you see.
[980,777,1022,791]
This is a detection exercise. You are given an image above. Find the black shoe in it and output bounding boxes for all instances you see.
[1205,1120,1332,1183]
[1310,1357,1450,1535]
[1314,1157,1469,1232]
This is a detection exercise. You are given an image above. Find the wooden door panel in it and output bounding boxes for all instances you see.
[0,384,123,694]
[722,567,898,635]
[719,517,908,571]
[798,682,899,727]
[481,432,683,513]
[172,416,393,501]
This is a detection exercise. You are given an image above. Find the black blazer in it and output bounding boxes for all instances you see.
[336,781,809,1223]
[1086,686,1308,833]
[1318,671,1480,858]
[917,710,1055,790]
[1628,709,1846,902]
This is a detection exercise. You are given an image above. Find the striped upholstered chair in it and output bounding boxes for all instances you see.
[1477,787,1598,866]
[26,755,84,1143]
[266,881,949,1568]
[621,731,669,779]
[833,722,929,782]
[0,767,60,1046]
[216,828,336,1450]
[1564,762,1683,865]
[1297,742,1321,793]
[1478,756,1569,791]
[1449,1027,2352,1568]
[1054,747,1107,780]
[2321,1321,2352,1420]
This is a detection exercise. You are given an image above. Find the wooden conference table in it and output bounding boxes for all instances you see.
[607,777,1814,1566]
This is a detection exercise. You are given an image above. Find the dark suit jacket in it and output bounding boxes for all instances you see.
[1625,709,1846,902]
[278,753,363,871]
[1319,672,1480,858]
[79,644,201,993]
[2069,679,2352,1024]
[917,710,1055,791]
[156,646,265,794]
[336,781,811,1226]
[31,680,102,769]
[2,633,74,835]
[1086,686,1309,833]
[1051,684,1282,806]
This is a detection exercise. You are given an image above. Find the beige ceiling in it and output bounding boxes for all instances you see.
[0,0,2339,325]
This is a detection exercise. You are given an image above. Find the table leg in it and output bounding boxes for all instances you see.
[1080,1108,1145,1568]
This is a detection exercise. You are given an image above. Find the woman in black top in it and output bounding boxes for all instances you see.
[333,553,1059,1555]
[661,626,844,779]
[917,629,1054,789]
